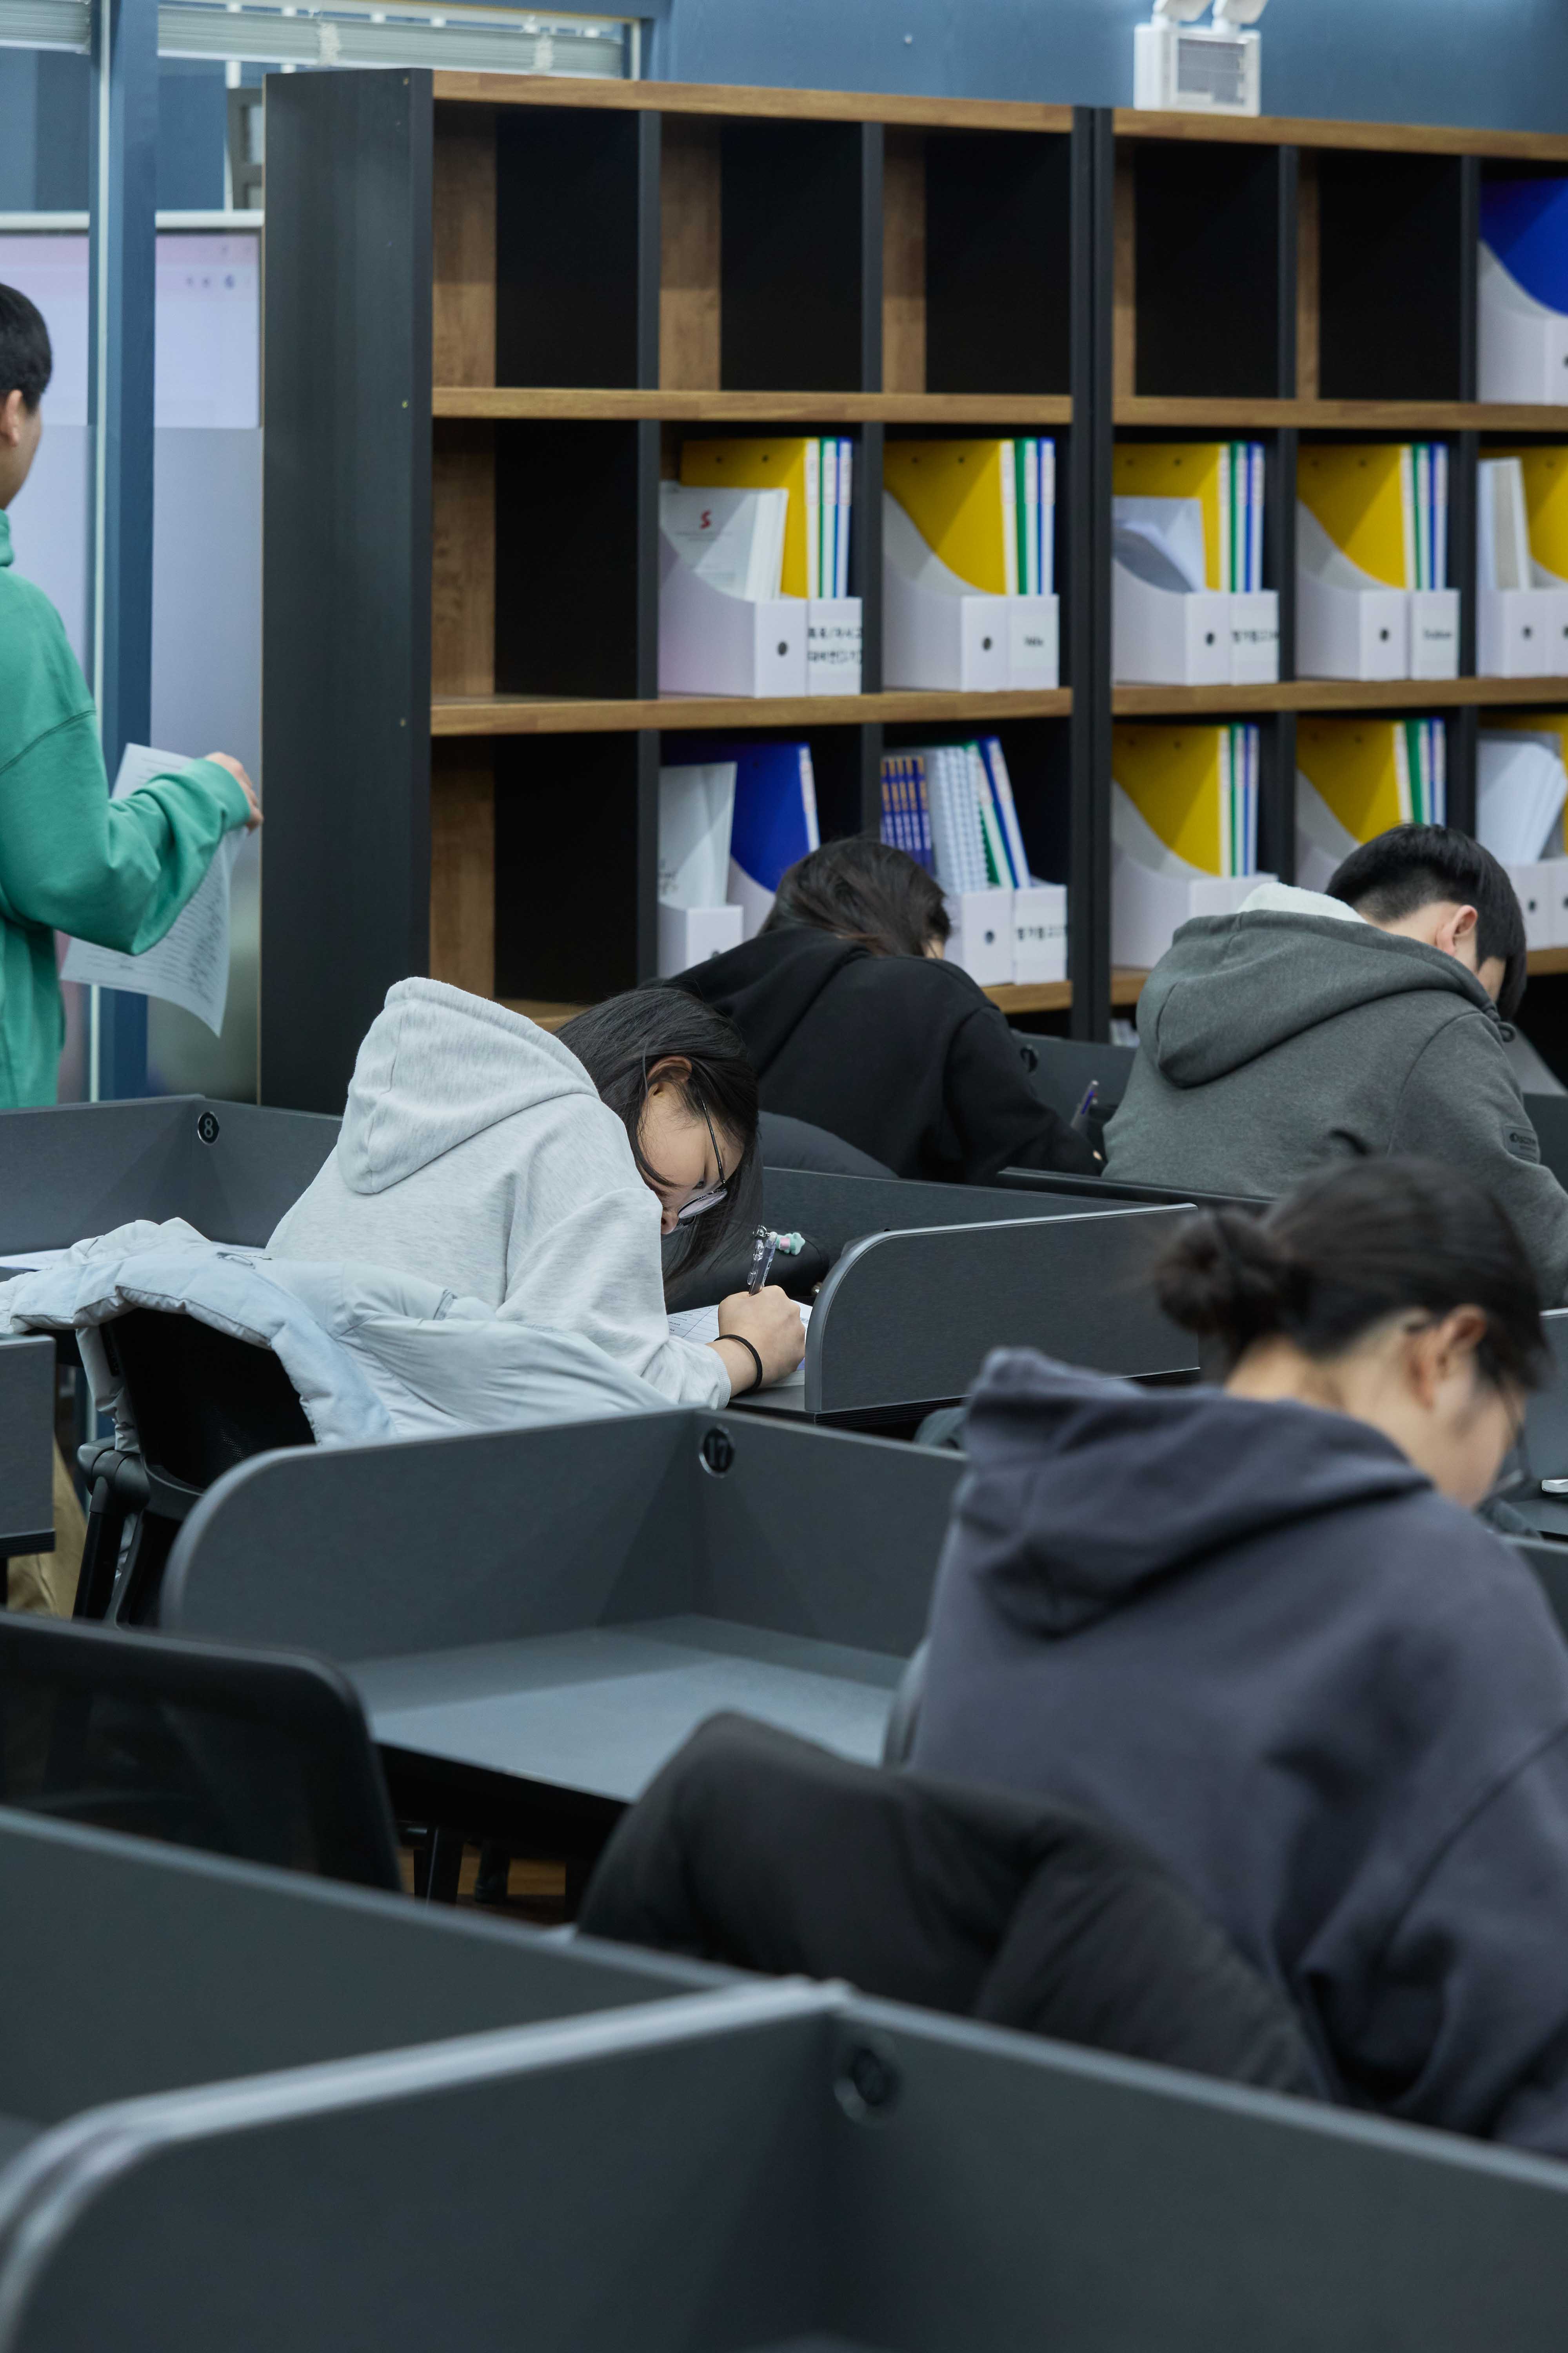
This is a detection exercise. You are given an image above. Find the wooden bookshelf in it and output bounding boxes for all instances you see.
[260,81,1568,1111]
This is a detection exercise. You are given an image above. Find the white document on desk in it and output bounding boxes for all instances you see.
[669,1300,811,1388]
[61,744,242,1035]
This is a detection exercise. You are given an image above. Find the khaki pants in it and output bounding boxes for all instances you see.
[7,1446,87,1618]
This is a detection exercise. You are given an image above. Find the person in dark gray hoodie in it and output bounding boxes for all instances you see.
[1103,825,1568,1302]
[913,1158,1568,2158]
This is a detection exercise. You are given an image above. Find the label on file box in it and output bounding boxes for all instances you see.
[805,597,863,695]
[1410,589,1460,682]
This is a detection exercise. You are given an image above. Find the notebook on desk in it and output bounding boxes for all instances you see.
[669,1303,810,1390]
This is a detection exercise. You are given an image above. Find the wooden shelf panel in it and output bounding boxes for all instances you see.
[433,688,1074,737]
[434,388,1073,424]
[1114,678,1568,717]
[1116,397,1568,432]
[984,971,1148,1017]
[1113,109,1568,163]
[433,74,1074,136]
[1528,949,1568,979]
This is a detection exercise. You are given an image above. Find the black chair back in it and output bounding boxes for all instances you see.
[0,1613,400,1890]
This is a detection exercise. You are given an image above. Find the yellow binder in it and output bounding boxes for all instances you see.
[1296,718,1412,842]
[1112,726,1230,875]
[680,438,819,599]
[1297,445,1412,588]
[1490,448,1568,583]
[1112,443,1230,591]
[883,440,1017,594]
[1487,709,1568,849]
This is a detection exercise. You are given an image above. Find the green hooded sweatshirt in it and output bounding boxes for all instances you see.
[0,508,251,1107]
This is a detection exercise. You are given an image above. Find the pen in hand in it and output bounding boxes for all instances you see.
[747,1226,806,1294]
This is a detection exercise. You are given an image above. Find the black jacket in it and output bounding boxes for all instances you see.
[914,1352,1568,2158]
[580,1712,1317,2095]
[673,928,1097,1186]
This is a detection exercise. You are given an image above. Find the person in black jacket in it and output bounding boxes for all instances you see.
[914,1158,1568,2160]
[670,837,1097,1186]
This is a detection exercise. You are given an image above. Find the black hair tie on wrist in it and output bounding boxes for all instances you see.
[725,1335,765,1394]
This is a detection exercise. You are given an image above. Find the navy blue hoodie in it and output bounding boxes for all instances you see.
[913,1352,1568,2157]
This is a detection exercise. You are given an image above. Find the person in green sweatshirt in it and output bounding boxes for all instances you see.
[0,281,261,1110]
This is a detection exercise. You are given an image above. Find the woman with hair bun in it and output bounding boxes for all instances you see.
[914,1157,1568,2156]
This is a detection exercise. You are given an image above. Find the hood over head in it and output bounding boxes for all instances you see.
[334,979,599,1195]
[1137,886,1500,1090]
[955,1351,1429,1639]
[674,926,868,1075]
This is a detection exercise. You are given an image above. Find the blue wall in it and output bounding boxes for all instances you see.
[2,0,1567,216]
[649,0,1568,136]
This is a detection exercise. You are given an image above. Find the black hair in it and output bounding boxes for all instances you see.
[1328,824,1528,1023]
[1154,1157,1546,1395]
[763,835,950,960]
[0,285,51,413]
[556,989,758,1287]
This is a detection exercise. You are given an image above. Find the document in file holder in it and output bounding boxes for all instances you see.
[1477,734,1568,947]
[1296,507,1409,682]
[1112,507,1231,686]
[881,495,1057,692]
[1478,452,1568,677]
[1297,444,1457,681]
[61,745,242,1035]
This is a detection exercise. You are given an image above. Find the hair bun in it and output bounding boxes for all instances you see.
[1154,1208,1304,1352]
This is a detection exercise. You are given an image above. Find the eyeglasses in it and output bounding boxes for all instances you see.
[674,1097,729,1225]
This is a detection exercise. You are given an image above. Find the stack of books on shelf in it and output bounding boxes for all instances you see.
[1296,446,1457,682]
[880,739,1065,986]
[1478,717,1568,947]
[1110,724,1268,968]
[1111,442,1277,687]
[1480,176,1568,405]
[1478,452,1568,678]
[882,439,1059,691]
[656,738,820,975]
[658,438,861,698]
[1295,718,1446,895]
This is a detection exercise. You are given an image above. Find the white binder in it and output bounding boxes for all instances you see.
[1408,588,1460,681]
[1013,884,1068,985]
[805,598,863,695]
[1296,569,1408,681]
[1478,588,1568,678]
[1505,862,1561,951]
[943,889,1015,987]
[656,902,744,977]
[658,533,807,696]
[882,496,1059,692]
[1230,589,1280,685]
[1112,562,1232,686]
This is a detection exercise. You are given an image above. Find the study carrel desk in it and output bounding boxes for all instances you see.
[163,1407,964,1864]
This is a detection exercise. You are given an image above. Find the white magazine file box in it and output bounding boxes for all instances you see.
[1505,862,1560,951]
[1409,588,1460,681]
[1112,562,1231,686]
[656,902,744,978]
[1296,569,1408,680]
[658,535,807,696]
[805,598,863,695]
[1230,589,1280,685]
[1112,854,1271,971]
[943,889,1014,988]
[1479,246,1568,406]
[1478,588,1568,678]
[882,494,1058,691]
[1013,884,1068,986]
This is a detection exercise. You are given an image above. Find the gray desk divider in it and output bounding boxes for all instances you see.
[0,1802,720,2171]
[759,1164,1127,1258]
[163,1409,964,1808]
[0,1095,338,1253]
[5,1974,1568,2352]
[801,1204,1197,1424]
[0,1340,54,1557]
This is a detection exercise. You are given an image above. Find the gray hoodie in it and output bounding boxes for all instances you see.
[1103,884,1568,1303]
[267,980,730,1407]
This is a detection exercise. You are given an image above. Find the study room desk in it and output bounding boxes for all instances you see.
[164,1407,963,1843]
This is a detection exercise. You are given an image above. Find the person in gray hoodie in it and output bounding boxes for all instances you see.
[1103,824,1568,1302]
[914,1159,1568,2157]
[267,979,803,1407]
